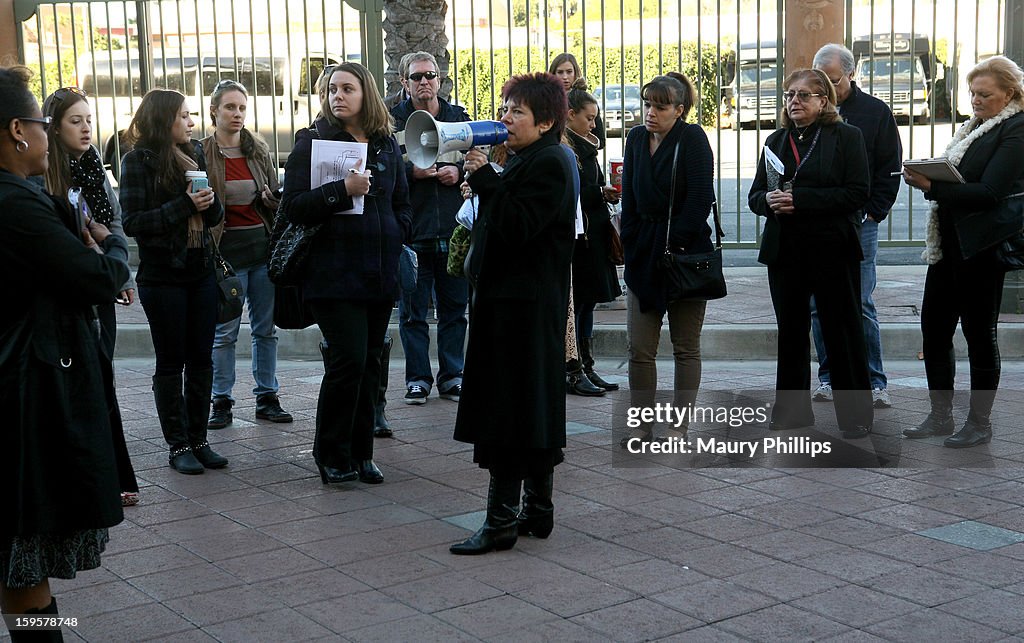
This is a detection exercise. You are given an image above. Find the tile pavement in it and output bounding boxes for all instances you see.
[7,356,1024,641]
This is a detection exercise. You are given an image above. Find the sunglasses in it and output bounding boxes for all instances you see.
[214,78,247,93]
[19,116,52,131]
[783,91,823,103]
[407,71,438,82]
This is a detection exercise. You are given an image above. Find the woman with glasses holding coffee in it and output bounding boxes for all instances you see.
[278,62,411,486]
[748,69,873,438]
[202,80,291,430]
[41,85,140,507]
[1,65,130,636]
[120,89,229,475]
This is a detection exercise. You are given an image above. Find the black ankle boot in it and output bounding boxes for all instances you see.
[566,360,605,397]
[374,336,393,438]
[904,390,955,438]
[945,370,997,448]
[581,337,619,391]
[153,374,203,474]
[208,397,233,429]
[944,414,993,448]
[451,475,521,555]
[518,473,554,538]
[12,597,65,642]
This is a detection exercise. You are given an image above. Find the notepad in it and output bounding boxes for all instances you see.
[903,157,965,183]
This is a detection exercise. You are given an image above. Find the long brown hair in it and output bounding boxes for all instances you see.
[208,79,270,161]
[124,89,196,191]
[321,62,394,141]
[780,69,842,129]
[41,87,90,202]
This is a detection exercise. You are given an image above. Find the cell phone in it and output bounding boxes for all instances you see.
[115,294,130,305]
[191,177,209,193]
[67,187,91,231]
[273,186,284,199]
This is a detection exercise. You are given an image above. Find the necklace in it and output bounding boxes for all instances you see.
[793,123,813,141]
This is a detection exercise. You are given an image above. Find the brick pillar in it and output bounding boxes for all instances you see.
[0,0,20,66]
[784,0,845,75]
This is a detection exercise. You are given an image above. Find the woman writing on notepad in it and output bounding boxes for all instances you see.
[902,55,1024,448]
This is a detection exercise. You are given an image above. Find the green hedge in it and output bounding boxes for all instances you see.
[453,41,727,127]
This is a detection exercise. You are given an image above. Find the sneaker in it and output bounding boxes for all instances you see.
[439,384,461,402]
[872,388,892,409]
[208,397,233,429]
[404,385,428,405]
[255,393,293,423]
[812,383,833,402]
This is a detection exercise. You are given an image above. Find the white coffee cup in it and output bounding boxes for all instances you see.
[185,170,208,193]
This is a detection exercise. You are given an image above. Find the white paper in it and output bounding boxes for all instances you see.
[311,139,368,214]
[456,195,478,230]
[764,146,785,191]
[575,199,585,237]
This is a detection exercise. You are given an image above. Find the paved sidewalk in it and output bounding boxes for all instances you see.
[16,357,1024,642]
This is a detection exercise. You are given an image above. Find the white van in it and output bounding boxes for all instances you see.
[76,50,345,176]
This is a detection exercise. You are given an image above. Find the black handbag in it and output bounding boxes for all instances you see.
[268,217,322,285]
[273,284,316,330]
[661,141,728,302]
[213,243,244,324]
[954,192,1024,271]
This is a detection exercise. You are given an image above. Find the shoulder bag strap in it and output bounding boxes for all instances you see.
[664,140,681,254]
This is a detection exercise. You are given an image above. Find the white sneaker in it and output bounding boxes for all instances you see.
[812,383,833,402]
[872,388,892,409]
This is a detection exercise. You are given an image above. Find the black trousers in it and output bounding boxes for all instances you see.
[309,299,392,469]
[768,256,873,429]
[921,255,1005,389]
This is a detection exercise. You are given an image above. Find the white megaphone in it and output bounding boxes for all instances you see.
[405,110,509,169]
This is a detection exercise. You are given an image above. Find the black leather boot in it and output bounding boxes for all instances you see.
[518,473,554,538]
[903,390,954,438]
[11,597,65,642]
[256,393,293,423]
[450,475,521,555]
[374,335,393,438]
[154,374,203,474]
[945,368,998,448]
[566,359,605,397]
[581,337,619,391]
[208,396,233,429]
[185,368,228,469]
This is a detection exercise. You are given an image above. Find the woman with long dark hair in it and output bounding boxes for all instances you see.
[42,86,140,506]
[548,53,605,148]
[120,89,228,474]
[202,79,291,429]
[1,65,129,640]
[278,62,411,486]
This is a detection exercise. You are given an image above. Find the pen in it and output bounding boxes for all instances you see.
[890,171,904,176]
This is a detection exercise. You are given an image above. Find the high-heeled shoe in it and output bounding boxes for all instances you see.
[357,459,384,484]
[318,464,359,484]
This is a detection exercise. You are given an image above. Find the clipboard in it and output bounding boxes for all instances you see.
[903,157,965,184]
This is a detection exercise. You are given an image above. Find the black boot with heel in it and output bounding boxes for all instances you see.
[905,353,956,438]
[154,373,204,475]
[450,475,521,555]
[945,367,998,448]
[518,473,554,538]
[581,337,619,391]
[374,335,393,438]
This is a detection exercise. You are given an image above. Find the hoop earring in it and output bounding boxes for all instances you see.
[15,140,28,153]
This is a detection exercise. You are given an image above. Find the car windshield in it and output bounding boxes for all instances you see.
[857,56,923,81]
[738,62,779,86]
[594,85,640,106]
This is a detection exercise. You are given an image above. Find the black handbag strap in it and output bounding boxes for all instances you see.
[664,139,724,253]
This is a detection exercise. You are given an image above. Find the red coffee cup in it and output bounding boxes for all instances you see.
[609,158,624,192]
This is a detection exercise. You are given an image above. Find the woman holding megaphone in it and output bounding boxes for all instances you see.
[277,62,411,486]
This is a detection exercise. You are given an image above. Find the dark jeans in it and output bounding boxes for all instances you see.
[921,255,1005,389]
[575,300,596,343]
[398,249,468,393]
[138,273,219,377]
[310,299,392,469]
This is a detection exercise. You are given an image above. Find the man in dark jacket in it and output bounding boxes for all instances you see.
[391,51,471,407]
[811,43,903,410]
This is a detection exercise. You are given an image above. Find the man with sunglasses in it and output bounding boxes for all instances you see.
[810,43,903,411]
[391,51,470,411]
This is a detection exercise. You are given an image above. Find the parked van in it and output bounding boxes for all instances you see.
[852,33,931,123]
[729,40,782,129]
[76,49,346,177]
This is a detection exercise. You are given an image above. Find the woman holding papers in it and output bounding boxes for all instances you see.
[748,69,874,438]
[278,62,411,485]
[902,56,1024,448]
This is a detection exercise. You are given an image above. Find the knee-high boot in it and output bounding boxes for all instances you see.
[153,373,203,474]
[184,367,227,468]
[450,474,520,555]
[904,353,956,438]
[518,472,554,538]
[581,337,618,391]
[945,367,999,448]
[374,336,393,437]
[10,597,64,642]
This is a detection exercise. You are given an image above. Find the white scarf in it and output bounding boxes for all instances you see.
[922,102,1024,264]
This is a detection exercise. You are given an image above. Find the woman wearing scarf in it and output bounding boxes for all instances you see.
[120,89,228,475]
[903,56,1024,448]
[42,86,140,506]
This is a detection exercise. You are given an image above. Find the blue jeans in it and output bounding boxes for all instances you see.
[398,248,468,393]
[212,263,279,400]
[811,218,886,389]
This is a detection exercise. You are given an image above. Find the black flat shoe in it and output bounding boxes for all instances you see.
[318,465,359,484]
[357,459,384,484]
[373,426,394,438]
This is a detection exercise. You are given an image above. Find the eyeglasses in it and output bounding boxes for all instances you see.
[783,91,823,103]
[214,79,247,93]
[827,77,843,86]
[407,71,438,82]
[19,116,52,131]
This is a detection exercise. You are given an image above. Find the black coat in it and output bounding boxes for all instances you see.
[748,121,870,266]
[567,128,621,305]
[0,171,129,536]
[926,111,1024,259]
[454,131,576,453]
[280,118,412,302]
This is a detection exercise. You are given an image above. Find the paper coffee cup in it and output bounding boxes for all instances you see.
[185,170,208,193]
[609,158,624,193]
